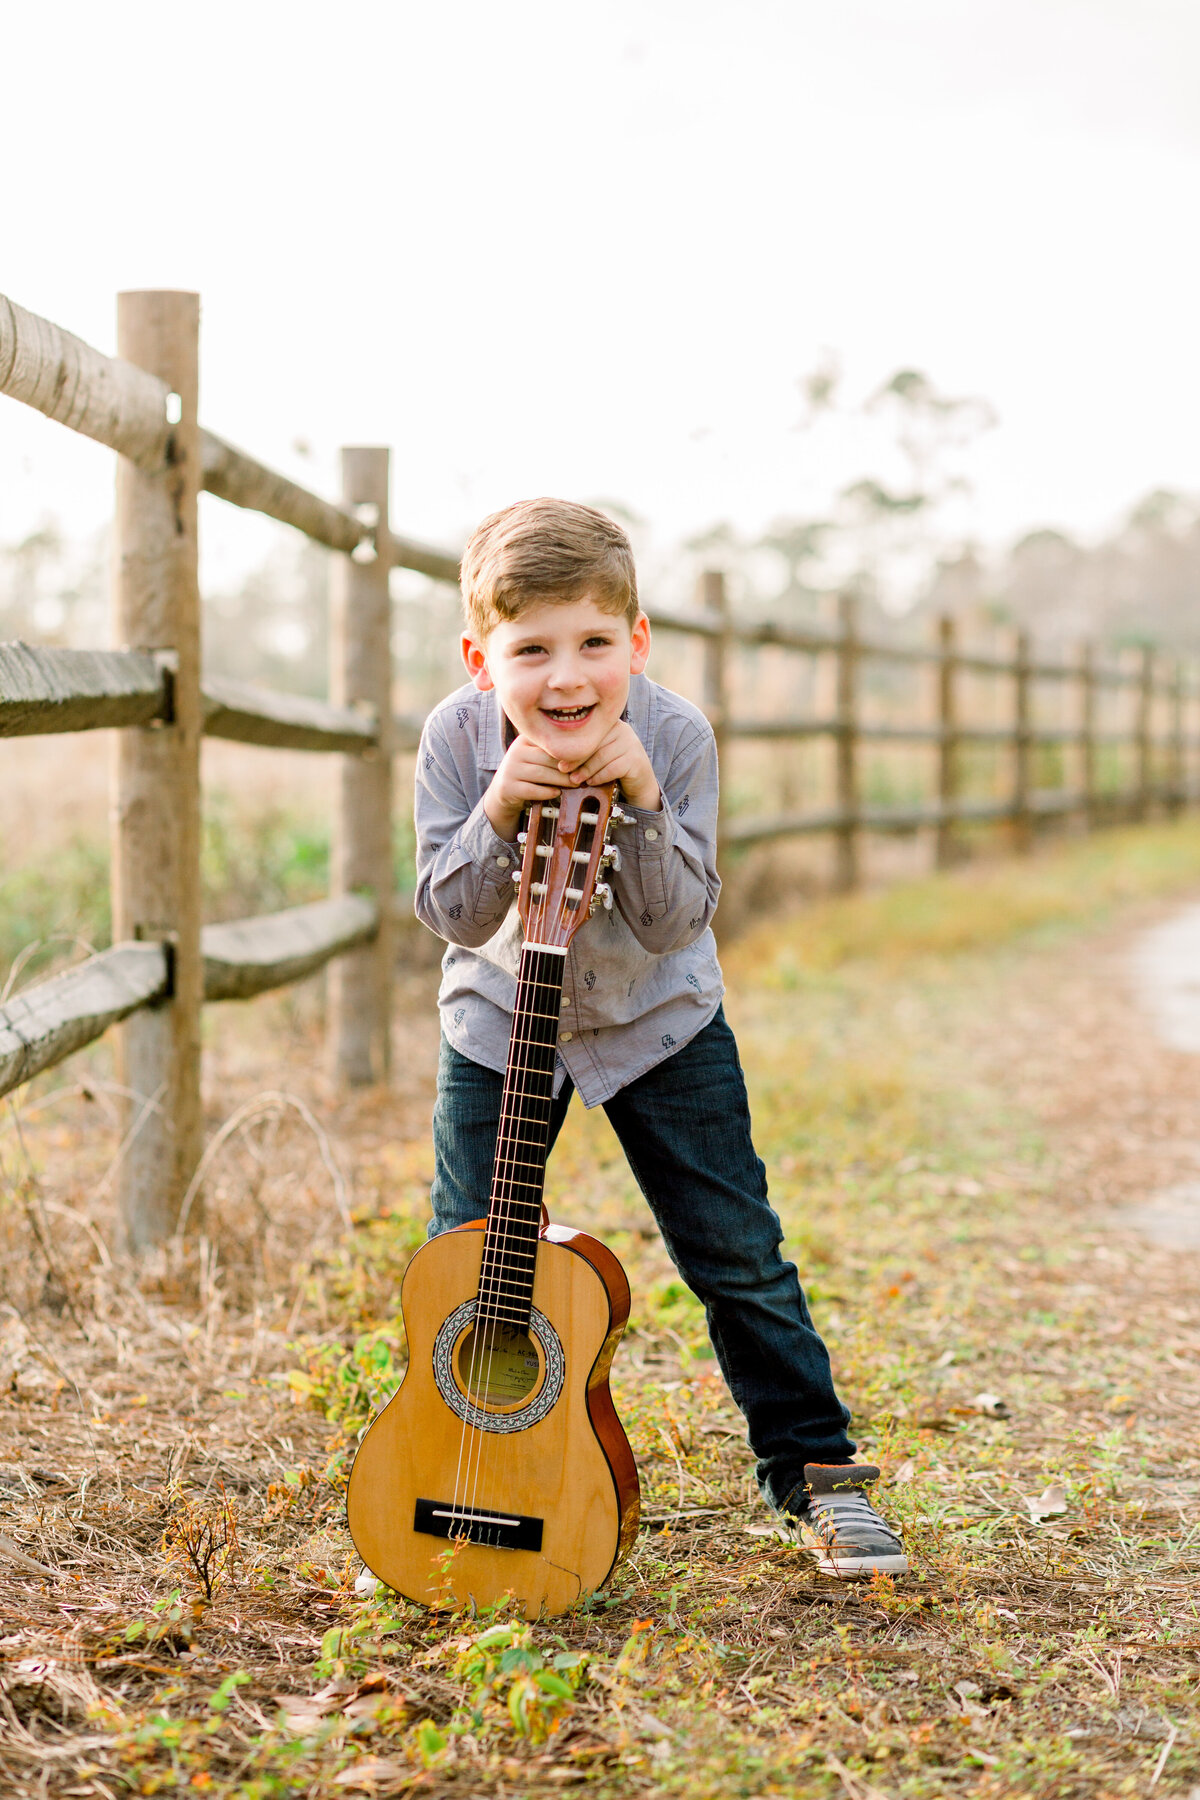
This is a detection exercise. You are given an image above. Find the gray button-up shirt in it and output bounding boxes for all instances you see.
[414,673,724,1106]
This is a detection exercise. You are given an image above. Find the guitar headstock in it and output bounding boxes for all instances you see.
[514,784,629,950]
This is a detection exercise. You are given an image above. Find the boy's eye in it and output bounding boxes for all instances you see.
[514,643,547,656]
[584,636,613,649]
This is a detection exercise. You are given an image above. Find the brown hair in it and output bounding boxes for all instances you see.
[460,498,639,638]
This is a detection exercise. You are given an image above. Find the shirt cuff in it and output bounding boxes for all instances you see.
[623,798,674,856]
[458,799,521,884]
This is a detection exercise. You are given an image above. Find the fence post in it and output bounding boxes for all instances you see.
[110,292,204,1251]
[935,613,958,868]
[1079,641,1097,829]
[328,448,394,1085]
[834,593,860,890]
[698,568,729,841]
[1168,661,1185,814]
[1135,645,1154,821]
[1012,628,1032,853]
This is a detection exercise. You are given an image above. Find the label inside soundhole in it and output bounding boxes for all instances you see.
[456,1322,540,1406]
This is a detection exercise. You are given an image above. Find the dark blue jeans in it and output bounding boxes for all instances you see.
[429,1007,855,1514]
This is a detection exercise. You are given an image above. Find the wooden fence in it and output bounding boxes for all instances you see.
[0,288,460,1251]
[644,575,1197,888]
[2,287,1196,1251]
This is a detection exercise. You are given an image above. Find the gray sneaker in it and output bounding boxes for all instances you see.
[786,1463,909,1579]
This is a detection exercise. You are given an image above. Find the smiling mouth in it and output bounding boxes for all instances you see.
[541,704,595,723]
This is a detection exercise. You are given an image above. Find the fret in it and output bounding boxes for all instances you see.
[493,1133,553,1154]
[479,1260,538,1282]
[494,1100,553,1123]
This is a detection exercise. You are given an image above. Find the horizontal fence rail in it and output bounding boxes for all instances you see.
[0,291,458,582]
[0,643,382,754]
[0,895,379,1101]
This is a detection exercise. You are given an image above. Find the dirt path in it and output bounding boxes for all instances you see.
[981,895,1200,1253]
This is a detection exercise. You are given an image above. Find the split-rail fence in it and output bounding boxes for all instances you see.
[2,289,1196,1251]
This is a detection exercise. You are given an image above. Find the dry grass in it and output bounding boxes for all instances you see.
[2,821,1200,1797]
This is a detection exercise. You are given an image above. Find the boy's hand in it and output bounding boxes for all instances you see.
[483,737,574,840]
[557,721,661,812]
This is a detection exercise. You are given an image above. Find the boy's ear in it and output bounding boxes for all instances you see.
[461,633,494,691]
[629,612,651,675]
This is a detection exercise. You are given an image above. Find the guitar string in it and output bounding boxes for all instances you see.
[449,951,538,1529]
[453,796,605,1538]
[472,803,600,1529]
[471,866,575,1531]
[451,928,549,1527]
[467,942,557,1530]
[462,938,562,1529]
[453,811,562,1529]
[463,808,591,1531]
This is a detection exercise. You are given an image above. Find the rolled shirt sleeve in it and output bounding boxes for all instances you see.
[611,728,720,953]
[414,716,520,946]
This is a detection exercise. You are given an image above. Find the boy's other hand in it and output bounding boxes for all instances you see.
[484,737,574,840]
[557,721,661,812]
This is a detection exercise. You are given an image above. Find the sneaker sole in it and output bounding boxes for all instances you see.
[800,1546,910,1579]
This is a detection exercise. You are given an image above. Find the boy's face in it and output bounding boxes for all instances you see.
[462,595,651,765]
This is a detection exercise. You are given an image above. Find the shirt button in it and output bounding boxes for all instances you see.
[559,1031,573,1042]
[494,854,510,867]
[645,827,659,841]
[562,996,572,1005]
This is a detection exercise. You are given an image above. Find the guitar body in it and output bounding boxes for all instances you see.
[347,1220,640,1620]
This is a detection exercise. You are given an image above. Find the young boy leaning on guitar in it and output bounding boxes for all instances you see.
[412,497,907,1580]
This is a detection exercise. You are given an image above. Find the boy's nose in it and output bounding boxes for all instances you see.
[545,659,587,691]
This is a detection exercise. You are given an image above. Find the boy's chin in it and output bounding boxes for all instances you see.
[526,728,609,772]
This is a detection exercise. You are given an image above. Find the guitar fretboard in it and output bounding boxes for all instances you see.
[476,943,567,1329]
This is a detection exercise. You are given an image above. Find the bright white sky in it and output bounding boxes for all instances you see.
[2,0,1198,588]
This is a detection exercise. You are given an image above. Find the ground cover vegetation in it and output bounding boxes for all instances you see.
[1,820,1199,1797]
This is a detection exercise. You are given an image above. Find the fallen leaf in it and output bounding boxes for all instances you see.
[890,1458,917,1484]
[1024,1482,1067,1522]
[332,1757,410,1790]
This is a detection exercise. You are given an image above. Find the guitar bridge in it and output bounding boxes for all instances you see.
[414,1497,544,1552]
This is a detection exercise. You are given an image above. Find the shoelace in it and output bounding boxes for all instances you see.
[807,1488,899,1548]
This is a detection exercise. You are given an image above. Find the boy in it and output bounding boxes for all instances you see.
[413,498,906,1579]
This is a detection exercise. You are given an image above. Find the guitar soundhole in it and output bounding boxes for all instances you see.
[456,1322,541,1407]
[433,1301,565,1433]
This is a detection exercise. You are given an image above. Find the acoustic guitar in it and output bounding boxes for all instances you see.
[347,783,641,1619]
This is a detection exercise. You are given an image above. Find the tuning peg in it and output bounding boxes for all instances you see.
[593,881,613,911]
[600,844,622,873]
[511,871,521,887]
[609,806,634,827]
[517,830,528,847]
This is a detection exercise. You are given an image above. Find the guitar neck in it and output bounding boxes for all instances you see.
[478,942,567,1326]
